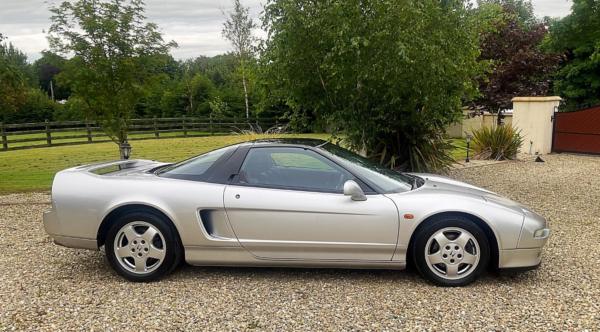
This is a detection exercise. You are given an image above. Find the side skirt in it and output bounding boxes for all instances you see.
[184,246,406,270]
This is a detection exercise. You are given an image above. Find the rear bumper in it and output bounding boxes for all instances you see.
[43,200,62,236]
[498,247,544,269]
[43,200,98,251]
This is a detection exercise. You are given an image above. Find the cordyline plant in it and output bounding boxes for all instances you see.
[257,0,485,173]
[46,0,177,155]
[472,8,566,125]
[470,123,524,160]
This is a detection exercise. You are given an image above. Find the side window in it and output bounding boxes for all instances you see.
[238,147,353,192]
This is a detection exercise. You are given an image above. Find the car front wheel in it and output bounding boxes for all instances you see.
[412,216,490,287]
[105,212,182,282]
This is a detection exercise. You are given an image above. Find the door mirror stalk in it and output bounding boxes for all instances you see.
[344,180,367,201]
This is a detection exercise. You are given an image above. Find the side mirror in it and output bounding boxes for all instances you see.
[344,180,367,201]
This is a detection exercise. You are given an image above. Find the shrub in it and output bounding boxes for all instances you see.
[471,124,523,160]
[233,124,287,141]
[368,128,456,174]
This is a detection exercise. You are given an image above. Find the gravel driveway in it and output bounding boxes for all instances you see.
[1,153,599,331]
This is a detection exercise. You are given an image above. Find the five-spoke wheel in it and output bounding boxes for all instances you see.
[114,222,166,274]
[413,216,489,287]
[106,211,182,282]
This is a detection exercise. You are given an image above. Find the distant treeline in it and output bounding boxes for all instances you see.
[0,46,289,124]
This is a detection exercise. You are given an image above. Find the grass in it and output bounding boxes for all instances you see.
[0,133,330,195]
[5,131,223,148]
[449,138,473,161]
[0,134,469,195]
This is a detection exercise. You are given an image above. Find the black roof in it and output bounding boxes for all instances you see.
[244,138,329,147]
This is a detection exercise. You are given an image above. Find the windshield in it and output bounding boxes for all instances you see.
[318,143,413,193]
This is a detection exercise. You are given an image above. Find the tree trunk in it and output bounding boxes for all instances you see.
[242,73,249,119]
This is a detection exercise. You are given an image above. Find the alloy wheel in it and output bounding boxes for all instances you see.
[113,221,166,274]
[424,227,480,280]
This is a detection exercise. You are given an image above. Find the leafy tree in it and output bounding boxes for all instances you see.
[477,0,538,27]
[541,0,600,106]
[472,8,565,124]
[0,41,38,88]
[258,0,484,172]
[33,51,70,101]
[47,0,177,154]
[0,33,27,122]
[209,96,229,118]
[222,0,258,118]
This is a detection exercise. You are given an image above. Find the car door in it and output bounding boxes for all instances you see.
[223,147,400,261]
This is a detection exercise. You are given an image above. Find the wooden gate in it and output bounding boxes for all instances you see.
[552,106,600,155]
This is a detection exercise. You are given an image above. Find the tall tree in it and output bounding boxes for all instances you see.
[477,0,538,27]
[0,42,38,88]
[259,0,484,172]
[473,8,565,124]
[0,33,27,122]
[33,51,70,101]
[541,0,600,106]
[222,0,258,119]
[47,0,177,156]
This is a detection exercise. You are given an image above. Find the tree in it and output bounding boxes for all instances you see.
[0,41,38,88]
[0,33,27,122]
[47,0,177,155]
[222,0,258,119]
[258,0,484,172]
[541,0,600,106]
[477,0,538,27]
[473,8,565,124]
[33,51,70,101]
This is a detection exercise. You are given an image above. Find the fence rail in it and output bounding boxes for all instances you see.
[0,116,285,151]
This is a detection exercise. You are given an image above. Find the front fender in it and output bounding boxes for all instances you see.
[385,189,524,261]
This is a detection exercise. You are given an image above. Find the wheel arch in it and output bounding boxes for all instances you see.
[407,211,500,270]
[97,203,181,249]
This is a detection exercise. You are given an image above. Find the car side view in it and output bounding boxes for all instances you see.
[43,139,550,286]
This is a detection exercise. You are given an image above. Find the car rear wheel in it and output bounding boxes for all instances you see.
[413,216,489,287]
[105,212,182,282]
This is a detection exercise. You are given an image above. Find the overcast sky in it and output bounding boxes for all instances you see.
[0,0,573,62]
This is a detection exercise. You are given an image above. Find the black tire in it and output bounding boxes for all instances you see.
[412,215,490,287]
[105,211,182,282]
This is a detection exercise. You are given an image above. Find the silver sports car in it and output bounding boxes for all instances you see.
[43,139,549,286]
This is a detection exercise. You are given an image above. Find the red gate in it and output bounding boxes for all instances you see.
[552,106,600,155]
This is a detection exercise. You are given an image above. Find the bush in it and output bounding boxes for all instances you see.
[368,127,456,174]
[53,97,87,121]
[471,124,523,160]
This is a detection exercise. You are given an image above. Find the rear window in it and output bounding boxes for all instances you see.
[157,146,236,182]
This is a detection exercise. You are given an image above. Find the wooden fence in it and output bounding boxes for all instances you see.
[0,116,285,151]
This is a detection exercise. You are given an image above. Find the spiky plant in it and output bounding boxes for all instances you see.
[470,124,523,160]
[233,124,288,141]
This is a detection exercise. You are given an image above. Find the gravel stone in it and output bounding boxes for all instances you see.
[1,153,599,331]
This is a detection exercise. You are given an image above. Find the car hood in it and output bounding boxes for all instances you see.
[409,173,525,215]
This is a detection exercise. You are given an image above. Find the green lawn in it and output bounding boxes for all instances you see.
[0,134,469,195]
[5,130,224,148]
[0,134,330,195]
[449,138,473,161]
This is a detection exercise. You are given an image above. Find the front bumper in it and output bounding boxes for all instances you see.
[498,247,544,269]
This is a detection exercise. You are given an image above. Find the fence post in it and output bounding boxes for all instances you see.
[210,115,214,136]
[45,119,52,146]
[154,116,159,139]
[86,118,92,142]
[182,115,187,138]
[1,121,7,150]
